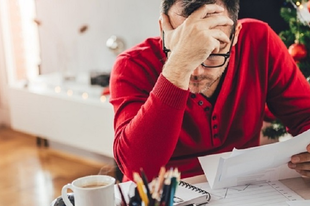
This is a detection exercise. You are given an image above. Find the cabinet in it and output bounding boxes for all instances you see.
[9,72,115,157]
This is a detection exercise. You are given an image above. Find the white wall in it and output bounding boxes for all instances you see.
[36,0,161,74]
[0,0,161,127]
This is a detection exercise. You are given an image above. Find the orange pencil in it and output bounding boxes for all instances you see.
[134,172,149,206]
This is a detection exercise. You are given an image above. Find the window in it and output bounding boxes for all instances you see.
[0,0,40,84]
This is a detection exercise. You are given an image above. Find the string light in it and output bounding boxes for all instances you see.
[100,95,107,103]
[82,92,88,99]
[67,90,73,96]
[289,0,310,28]
[55,86,61,93]
[53,87,107,103]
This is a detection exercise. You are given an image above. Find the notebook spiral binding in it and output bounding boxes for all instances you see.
[179,180,211,202]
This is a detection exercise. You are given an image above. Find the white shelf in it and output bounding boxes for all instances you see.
[9,72,115,157]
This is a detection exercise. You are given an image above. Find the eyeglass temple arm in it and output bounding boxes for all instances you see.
[162,31,171,57]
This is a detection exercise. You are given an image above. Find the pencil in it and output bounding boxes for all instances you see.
[133,172,149,206]
[140,168,153,201]
[157,167,166,194]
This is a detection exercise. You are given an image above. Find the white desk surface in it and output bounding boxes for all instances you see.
[183,175,310,200]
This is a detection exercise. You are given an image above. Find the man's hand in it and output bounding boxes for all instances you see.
[288,144,310,177]
[160,4,233,90]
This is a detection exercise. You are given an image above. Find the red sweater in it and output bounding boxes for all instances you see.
[110,19,310,181]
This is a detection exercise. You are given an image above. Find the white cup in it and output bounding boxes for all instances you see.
[61,175,116,206]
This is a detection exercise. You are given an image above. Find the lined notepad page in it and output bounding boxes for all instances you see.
[193,181,304,206]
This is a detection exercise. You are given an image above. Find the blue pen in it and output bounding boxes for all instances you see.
[129,187,142,206]
[168,176,177,206]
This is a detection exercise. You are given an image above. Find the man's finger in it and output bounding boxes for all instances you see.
[307,144,310,152]
[201,15,234,29]
[291,152,310,164]
[161,13,173,32]
[206,29,231,44]
[188,4,224,21]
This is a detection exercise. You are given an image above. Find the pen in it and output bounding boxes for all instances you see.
[168,176,177,206]
[117,183,127,206]
[129,187,142,206]
[160,169,173,206]
[169,168,180,206]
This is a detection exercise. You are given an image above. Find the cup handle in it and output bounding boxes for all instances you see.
[61,183,74,206]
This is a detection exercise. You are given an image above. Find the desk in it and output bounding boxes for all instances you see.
[114,175,310,206]
[51,175,310,206]
[182,175,310,200]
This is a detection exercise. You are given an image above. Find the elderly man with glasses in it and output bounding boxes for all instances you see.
[109,0,310,181]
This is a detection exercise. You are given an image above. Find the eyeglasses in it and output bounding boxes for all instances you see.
[201,33,235,68]
[162,31,235,69]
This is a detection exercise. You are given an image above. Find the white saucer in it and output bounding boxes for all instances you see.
[50,193,122,206]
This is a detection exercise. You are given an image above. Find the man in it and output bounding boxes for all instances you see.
[110,0,310,181]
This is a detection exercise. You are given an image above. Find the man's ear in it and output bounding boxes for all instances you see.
[233,22,242,46]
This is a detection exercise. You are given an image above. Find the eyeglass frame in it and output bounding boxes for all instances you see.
[162,29,236,68]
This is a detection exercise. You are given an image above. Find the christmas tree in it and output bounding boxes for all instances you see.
[263,0,310,139]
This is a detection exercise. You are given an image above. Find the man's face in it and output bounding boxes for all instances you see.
[167,1,235,94]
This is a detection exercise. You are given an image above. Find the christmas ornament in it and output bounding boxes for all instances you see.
[102,87,110,95]
[288,43,307,62]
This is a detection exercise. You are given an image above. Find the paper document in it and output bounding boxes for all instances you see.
[194,180,304,206]
[115,180,305,206]
[287,200,310,206]
[198,129,310,189]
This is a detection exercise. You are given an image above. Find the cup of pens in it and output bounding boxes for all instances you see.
[117,167,180,206]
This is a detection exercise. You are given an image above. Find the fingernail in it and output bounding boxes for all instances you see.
[292,156,300,163]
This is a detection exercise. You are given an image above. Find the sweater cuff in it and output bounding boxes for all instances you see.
[151,74,189,110]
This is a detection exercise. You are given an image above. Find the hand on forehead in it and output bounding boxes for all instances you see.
[168,3,230,30]
[178,0,227,16]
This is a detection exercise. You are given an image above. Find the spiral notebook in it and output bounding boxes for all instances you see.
[174,180,211,206]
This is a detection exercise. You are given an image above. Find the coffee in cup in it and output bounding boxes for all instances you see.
[62,175,115,206]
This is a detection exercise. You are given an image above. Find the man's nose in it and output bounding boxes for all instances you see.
[191,65,205,76]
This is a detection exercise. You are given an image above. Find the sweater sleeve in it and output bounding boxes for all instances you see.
[265,26,310,135]
[110,54,189,180]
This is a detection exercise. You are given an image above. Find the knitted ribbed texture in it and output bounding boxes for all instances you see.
[152,74,189,110]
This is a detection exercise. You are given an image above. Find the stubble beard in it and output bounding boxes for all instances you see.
[189,76,213,94]
[189,70,224,94]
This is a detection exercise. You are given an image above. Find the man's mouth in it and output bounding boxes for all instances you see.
[190,76,207,82]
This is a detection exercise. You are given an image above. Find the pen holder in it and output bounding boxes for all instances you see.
[127,182,177,206]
